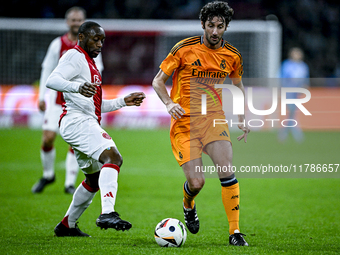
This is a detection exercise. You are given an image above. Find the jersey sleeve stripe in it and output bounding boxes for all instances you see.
[170,36,200,51]
[224,41,241,54]
[224,43,243,64]
[170,37,201,55]
[224,42,242,58]
[170,36,201,56]
[172,41,201,56]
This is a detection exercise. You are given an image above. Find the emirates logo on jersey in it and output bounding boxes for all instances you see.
[93,75,101,85]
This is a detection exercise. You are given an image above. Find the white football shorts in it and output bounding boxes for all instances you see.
[59,113,117,174]
[42,90,63,133]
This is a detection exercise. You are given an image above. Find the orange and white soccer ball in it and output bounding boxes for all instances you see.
[154,218,187,247]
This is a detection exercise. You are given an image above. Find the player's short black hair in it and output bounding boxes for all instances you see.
[78,21,101,36]
[199,1,234,27]
[65,6,86,19]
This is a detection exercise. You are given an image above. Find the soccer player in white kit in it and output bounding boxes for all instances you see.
[32,7,104,194]
[46,21,146,236]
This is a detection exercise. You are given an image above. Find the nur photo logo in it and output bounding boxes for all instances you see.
[200,84,311,128]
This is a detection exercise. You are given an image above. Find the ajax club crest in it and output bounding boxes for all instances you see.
[93,74,101,85]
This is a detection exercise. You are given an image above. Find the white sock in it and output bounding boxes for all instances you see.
[65,149,79,187]
[41,147,55,179]
[99,164,120,214]
[62,181,98,228]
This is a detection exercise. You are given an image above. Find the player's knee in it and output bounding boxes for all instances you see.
[115,154,123,167]
[42,132,56,146]
[84,172,100,190]
[99,148,123,167]
[189,178,205,192]
[109,151,123,167]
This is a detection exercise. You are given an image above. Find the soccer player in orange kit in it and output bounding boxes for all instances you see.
[152,1,250,246]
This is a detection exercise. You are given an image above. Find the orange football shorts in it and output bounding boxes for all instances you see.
[170,111,231,166]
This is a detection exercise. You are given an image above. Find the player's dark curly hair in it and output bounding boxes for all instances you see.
[78,21,101,36]
[199,1,234,28]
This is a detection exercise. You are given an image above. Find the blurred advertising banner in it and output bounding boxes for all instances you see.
[0,83,340,130]
[0,85,171,129]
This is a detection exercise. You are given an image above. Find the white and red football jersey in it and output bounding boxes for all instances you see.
[39,33,104,105]
[46,45,125,125]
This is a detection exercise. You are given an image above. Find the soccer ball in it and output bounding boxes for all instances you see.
[154,218,187,247]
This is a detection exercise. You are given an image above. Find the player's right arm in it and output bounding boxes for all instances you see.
[46,50,95,97]
[38,38,61,111]
[152,69,185,120]
[229,51,250,143]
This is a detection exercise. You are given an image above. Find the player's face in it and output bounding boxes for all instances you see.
[79,27,106,58]
[202,16,226,49]
[66,11,85,36]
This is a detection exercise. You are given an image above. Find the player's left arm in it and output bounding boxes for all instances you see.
[232,79,250,143]
[124,92,146,106]
[101,92,146,113]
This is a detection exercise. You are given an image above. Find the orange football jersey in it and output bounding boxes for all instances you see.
[160,36,243,116]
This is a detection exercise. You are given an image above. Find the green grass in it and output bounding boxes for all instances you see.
[0,128,339,254]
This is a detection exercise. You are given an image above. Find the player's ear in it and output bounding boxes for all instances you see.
[201,21,205,29]
[78,33,84,42]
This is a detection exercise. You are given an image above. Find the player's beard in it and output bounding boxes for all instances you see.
[206,33,222,47]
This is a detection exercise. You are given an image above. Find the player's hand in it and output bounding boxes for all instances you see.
[166,102,185,120]
[124,92,146,106]
[38,100,46,112]
[79,82,97,97]
[237,123,250,143]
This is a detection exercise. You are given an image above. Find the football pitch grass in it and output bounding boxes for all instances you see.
[0,128,339,254]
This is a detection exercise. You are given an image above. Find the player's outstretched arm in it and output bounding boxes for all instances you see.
[152,69,185,120]
[124,92,146,106]
[101,92,146,113]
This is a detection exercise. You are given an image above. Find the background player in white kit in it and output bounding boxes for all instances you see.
[32,7,103,194]
[47,21,145,236]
